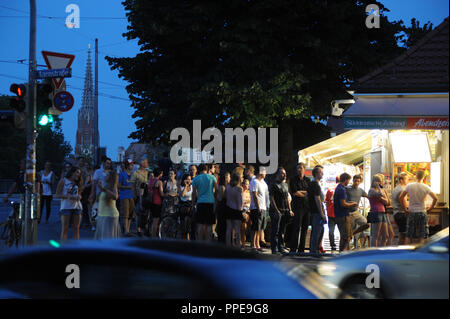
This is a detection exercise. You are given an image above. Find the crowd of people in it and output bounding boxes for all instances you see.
[2,156,439,253]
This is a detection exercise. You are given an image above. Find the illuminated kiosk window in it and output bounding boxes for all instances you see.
[389,132,431,163]
[430,162,441,194]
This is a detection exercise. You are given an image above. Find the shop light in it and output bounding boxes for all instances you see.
[322,150,356,161]
[389,133,431,163]
[431,162,441,194]
[305,147,339,158]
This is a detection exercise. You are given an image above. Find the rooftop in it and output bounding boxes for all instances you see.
[352,17,449,93]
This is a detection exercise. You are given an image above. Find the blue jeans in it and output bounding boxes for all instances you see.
[269,210,289,253]
[328,217,337,249]
[310,214,325,253]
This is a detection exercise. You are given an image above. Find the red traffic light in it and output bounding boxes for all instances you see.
[10,83,27,97]
[9,83,27,112]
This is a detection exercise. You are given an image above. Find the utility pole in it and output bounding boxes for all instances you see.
[23,0,38,246]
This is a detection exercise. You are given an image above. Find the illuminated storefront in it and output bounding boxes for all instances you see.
[299,17,449,240]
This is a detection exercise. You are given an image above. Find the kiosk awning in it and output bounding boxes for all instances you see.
[343,96,449,130]
[298,130,373,167]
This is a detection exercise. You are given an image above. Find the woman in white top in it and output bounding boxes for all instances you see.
[94,171,121,239]
[56,167,83,241]
[39,161,56,224]
[179,174,193,240]
[163,169,179,216]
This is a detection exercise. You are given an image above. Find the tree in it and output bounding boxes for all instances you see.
[401,18,433,49]
[0,95,72,179]
[107,0,405,174]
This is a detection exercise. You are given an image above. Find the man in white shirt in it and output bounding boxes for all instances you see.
[399,170,437,244]
[250,167,268,251]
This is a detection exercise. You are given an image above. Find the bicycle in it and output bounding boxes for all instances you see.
[0,201,22,247]
[159,196,183,239]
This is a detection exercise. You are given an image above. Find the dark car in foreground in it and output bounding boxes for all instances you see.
[0,239,342,299]
[316,228,449,299]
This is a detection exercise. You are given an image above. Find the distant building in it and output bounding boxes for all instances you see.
[75,47,100,165]
[124,143,169,169]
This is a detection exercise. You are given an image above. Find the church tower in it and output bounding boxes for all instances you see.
[75,46,99,163]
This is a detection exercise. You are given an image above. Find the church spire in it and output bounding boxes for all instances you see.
[81,47,94,112]
[75,46,98,163]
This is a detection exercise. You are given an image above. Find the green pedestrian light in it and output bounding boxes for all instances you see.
[38,114,53,126]
[36,79,54,126]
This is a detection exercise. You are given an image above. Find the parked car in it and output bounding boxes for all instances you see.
[0,238,342,299]
[316,227,449,299]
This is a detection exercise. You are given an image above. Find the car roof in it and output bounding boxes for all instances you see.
[0,239,317,299]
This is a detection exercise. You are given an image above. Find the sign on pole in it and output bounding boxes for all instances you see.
[41,51,75,89]
[53,91,74,112]
[36,68,72,79]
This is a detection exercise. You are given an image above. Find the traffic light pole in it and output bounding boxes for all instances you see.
[23,0,38,246]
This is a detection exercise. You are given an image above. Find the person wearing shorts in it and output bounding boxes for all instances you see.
[392,172,408,245]
[368,175,391,247]
[119,159,136,235]
[192,164,218,241]
[346,175,370,247]
[250,167,269,251]
[56,167,83,242]
[399,170,437,245]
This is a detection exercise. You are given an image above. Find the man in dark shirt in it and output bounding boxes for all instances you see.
[269,167,294,254]
[307,165,327,254]
[289,163,311,253]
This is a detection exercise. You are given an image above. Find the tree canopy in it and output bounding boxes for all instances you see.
[106,0,415,170]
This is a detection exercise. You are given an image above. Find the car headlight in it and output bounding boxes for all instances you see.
[317,262,337,277]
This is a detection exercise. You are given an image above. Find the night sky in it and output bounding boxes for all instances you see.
[0,0,448,161]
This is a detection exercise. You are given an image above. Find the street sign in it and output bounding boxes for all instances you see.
[53,91,74,112]
[41,51,75,89]
[36,68,72,79]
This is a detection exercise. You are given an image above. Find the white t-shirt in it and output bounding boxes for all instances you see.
[180,185,192,202]
[404,182,432,213]
[60,178,82,210]
[250,178,268,211]
[40,171,53,196]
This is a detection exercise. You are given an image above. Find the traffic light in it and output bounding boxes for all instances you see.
[8,83,27,128]
[9,83,27,112]
[37,79,54,126]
